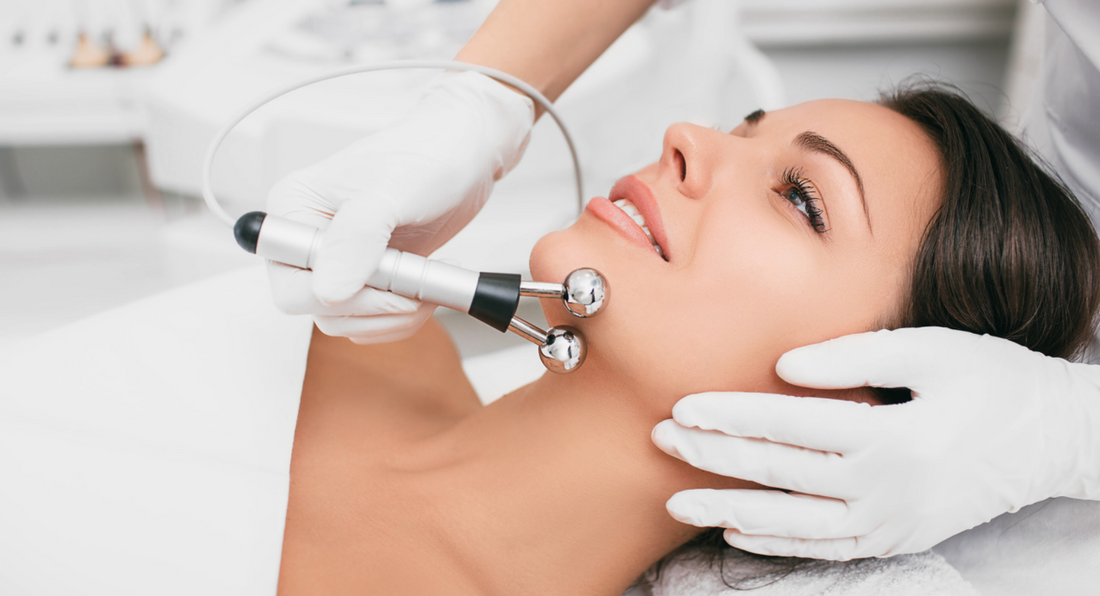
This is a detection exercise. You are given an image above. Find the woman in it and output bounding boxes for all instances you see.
[267,0,1100,564]
[275,85,1100,595]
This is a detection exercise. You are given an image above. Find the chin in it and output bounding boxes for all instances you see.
[529,223,608,331]
[530,228,586,290]
[531,215,687,395]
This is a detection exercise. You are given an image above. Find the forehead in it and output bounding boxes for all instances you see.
[765,98,934,166]
[764,99,942,240]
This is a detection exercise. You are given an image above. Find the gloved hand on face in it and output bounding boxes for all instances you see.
[652,327,1100,560]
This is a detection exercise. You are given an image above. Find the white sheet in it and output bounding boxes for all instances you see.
[0,266,312,595]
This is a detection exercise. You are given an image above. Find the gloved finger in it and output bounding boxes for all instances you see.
[776,327,979,391]
[313,304,435,342]
[652,420,847,497]
[312,199,399,306]
[306,323,424,347]
[345,304,437,345]
[722,529,864,561]
[671,392,876,455]
[347,324,429,345]
[267,261,422,316]
[667,489,866,540]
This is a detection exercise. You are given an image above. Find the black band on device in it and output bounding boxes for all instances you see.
[469,273,522,333]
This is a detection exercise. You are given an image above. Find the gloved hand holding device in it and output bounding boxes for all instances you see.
[265,71,534,343]
[652,327,1100,560]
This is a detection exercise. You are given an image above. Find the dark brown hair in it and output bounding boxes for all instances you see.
[643,82,1100,588]
[885,82,1100,360]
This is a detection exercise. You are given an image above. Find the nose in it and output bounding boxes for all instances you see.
[660,123,724,200]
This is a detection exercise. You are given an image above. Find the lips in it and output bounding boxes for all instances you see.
[586,175,671,260]
[611,197,663,257]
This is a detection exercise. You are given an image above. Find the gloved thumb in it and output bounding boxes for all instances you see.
[312,199,398,305]
[775,327,978,391]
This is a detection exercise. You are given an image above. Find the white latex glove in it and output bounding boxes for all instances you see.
[651,327,1100,560]
[265,71,534,343]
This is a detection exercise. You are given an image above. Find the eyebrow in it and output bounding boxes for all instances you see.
[794,131,870,232]
[744,109,766,124]
[742,110,872,234]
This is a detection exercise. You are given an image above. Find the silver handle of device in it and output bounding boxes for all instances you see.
[249,213,479,314]
[367,249,479,314]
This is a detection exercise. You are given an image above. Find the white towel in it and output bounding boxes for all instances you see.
[934,497,1100,596]
[645,549,979,596]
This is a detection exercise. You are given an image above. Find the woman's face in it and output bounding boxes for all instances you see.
[531,99,942,405]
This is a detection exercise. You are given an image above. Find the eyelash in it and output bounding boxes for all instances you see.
[779,167,828,233]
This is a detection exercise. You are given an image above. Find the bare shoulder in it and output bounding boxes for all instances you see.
[299,318,482,442]
[283,320,482,593]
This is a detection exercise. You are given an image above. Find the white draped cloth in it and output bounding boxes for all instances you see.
[0,267,312,595]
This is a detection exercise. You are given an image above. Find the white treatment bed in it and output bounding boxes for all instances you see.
[0,267,1097,595]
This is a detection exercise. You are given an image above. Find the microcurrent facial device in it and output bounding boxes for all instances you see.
[202,61,607,373]
[233,212,607,372]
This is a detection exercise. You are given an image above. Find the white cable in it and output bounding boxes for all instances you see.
[200,60,584,228]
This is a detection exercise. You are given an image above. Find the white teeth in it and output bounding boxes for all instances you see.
[612,198,663,257]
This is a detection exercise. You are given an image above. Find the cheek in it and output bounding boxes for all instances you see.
[665,222,821,387]
[549,211,827,396]
[644,211,890,394]
[530,206,901,397]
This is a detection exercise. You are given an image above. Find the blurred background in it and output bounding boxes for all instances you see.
[0,0,1043,350]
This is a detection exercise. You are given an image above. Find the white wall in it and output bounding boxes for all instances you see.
[1,0,1018,199]
[766,40,1010,113]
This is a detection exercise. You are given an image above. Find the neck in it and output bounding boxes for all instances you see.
[412,360,745,596]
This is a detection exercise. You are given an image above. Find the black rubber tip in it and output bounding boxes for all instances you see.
[234,211,267,254]
[469,272,522,333]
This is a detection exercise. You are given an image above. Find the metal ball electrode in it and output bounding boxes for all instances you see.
[514,268,608,373]
[539,326,586,373]
[562,268,608,318]
[536,268,606,372]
